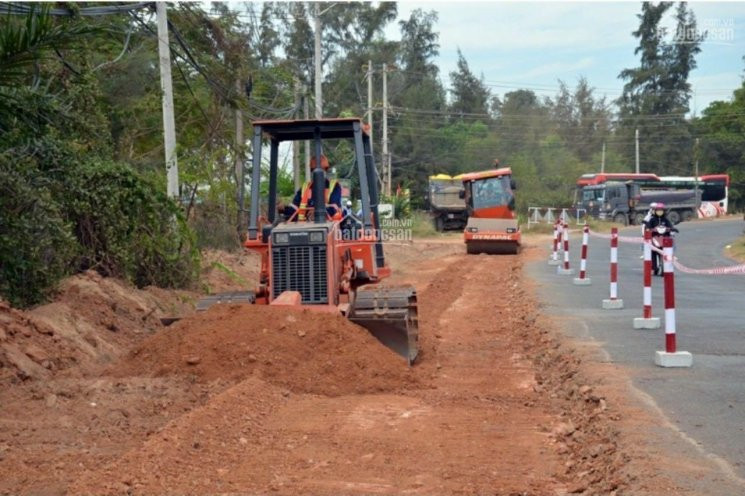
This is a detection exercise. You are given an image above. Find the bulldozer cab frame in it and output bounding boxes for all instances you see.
[245,118,385,269]
[239,118,419,364]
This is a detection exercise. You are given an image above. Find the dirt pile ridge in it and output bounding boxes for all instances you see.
[109,304,418,396]
[0,270,194,383]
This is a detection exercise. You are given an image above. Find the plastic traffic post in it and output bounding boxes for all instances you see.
[573,225,591,285]
[655,237,692,367]
[557,221,574,275]
[634,230,660,329]
[548,220,561,266]
[602,227,624,309]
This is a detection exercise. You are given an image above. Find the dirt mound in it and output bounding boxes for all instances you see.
[110,304,417,396]
[0,271,195,383]
[201,248,260,294]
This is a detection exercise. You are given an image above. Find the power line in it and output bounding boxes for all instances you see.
[1,2,150,16]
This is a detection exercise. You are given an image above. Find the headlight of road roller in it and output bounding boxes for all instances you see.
[309,231,325,244]
[274,233,290,245]
[467,227,478,233]
[506,227,517,233]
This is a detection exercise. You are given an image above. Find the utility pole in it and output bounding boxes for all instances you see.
[601,141,606,173]
[694,137,701,210]
[635,128,640,174]
[367,60,374,155]
[382,63,390,196]
[156,2,179,198]
[314,2,322,119]
[303,85,311,181]
[293,77,301,190]
[234,78,244,231]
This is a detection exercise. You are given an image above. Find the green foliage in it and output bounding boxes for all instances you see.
[0,146,200,307]
[616,2,703,172]
[695,81,745,209]
[61,160,199,288]
[190,201,242,252]
[0,158,78,307]
[0,6,199,308]
[384,193,411,220]
[449,49,491,116]
[410,210,439,238]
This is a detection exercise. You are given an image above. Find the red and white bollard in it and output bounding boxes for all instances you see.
[557,221,574,275]
[548,220,561,266]
[634,230,660,329]
[655,237,692,367]
[573,225,591,285]
[602,227,624,309]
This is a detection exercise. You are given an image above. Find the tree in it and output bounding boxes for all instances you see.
[551,78,612,162]
[398,9,439,81]
[695,81,745,209]
[617,2,704,174]
[449,49,491,117]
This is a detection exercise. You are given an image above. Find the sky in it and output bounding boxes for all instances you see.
[386,1,744,114]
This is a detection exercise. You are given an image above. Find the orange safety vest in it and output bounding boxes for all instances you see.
[297,179,339,221]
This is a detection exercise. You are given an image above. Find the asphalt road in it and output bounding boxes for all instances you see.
[528,217,745,489]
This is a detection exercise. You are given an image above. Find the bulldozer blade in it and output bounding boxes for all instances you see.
[349,286,419,365]
[160,291,256,326]
[466,241,520,255]
[195,291,256,312]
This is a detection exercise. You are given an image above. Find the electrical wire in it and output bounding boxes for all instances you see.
[1,2,151,16]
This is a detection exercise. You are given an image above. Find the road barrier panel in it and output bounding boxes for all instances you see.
[654,237,692,368]
[573,225,591,285]
[557,221,575,275]
[634,229,660,330]
[548,219,561,266]
[602,227,624,309]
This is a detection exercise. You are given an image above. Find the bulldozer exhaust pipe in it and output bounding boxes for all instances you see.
[312,168,326,224]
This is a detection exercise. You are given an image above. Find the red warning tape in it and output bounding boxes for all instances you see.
[586,228,745,276]
[587,229,643,244]
[672,259,745,275]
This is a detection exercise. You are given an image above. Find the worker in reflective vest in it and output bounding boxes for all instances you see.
[284,155,343,221]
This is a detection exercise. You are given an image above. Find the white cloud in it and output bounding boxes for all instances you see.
[392,2,640,51]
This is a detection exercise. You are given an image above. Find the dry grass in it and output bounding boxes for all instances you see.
[725,234,745,263]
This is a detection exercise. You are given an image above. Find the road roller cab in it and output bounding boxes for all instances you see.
[460,168,521,255]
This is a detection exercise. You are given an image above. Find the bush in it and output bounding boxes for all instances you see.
[190,202,242,252]
[0,153,200,308]
[0,160,78,307]
[61,160,199,289]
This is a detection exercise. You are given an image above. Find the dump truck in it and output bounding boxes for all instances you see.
[427,174,468,231]
[581,181,700,225]
[460,168,520,255]
[190,118,419,364]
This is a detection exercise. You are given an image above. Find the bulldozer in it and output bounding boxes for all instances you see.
[460,167,521,255]
[194,118,418,364]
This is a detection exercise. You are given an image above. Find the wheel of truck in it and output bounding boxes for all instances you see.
[613,213,628,226]
[466,243,480,255]
[667,210,681,224]
[434,216,445,232]
[682,209,694,222]
[633,212,646,225]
